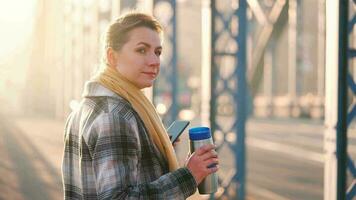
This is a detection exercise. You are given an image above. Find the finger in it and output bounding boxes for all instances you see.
[199,150,218,161]
[201,162,219,175]
[205,158,219,168]
[208,164,219,173]
[196,144,216,156]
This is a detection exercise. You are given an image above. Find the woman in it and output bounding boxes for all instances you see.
[62,12,219,199]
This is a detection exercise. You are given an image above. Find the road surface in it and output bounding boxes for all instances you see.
[1,116,353,199]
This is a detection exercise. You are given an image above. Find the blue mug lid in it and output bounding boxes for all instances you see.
[189,127,211,140]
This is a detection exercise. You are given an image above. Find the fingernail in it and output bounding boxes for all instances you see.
[207,163,217,168]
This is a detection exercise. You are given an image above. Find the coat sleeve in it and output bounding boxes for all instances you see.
[91,112,197,200]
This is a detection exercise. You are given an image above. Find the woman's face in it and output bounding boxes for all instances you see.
[113,27,162,89]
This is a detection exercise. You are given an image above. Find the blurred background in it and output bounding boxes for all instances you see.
[0,0,355,199]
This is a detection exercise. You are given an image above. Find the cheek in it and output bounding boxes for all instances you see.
[124,59,140,76]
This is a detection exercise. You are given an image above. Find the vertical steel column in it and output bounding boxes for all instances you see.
[235,2,247,198]
[324,0,348,199]
[288,0,298,117]
[211,0,247,199]
[316,0,325,118]
[153,0,178,125]
[324,0,337,199]
[345,0,356,198]
[201,0,212,127]
[337,0,348,199]
[264,49,273,116]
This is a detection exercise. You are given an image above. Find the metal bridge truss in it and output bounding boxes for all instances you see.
[346,0,356,199]
[326,0,356,199]
[210,0,247,199]
[209,0,289,199]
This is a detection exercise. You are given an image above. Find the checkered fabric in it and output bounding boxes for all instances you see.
[62,82,197,199]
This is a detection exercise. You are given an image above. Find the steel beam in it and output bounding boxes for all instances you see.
[210,0,247,199]
[336,1,348,199]
[346,0,356,198]
[317,0,325,100]
[248,0,288,98]
[324,0,348,199]
[288,0,297,116]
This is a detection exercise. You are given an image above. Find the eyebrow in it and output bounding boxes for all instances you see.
[136,42,162,50]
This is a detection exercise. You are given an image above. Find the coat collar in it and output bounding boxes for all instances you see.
[82,81,120,99]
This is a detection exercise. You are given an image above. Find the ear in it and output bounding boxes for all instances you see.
[106,47,118,67]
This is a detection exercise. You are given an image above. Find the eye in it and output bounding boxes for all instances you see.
[136,48,146,54]
[155,50,162,56]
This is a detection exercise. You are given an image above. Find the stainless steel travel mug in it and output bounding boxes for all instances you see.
[189,127,218,194]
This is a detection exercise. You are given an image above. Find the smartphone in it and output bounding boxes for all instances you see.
[167,120,190,143]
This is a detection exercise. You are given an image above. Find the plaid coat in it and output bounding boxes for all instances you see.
[62,82,197,199]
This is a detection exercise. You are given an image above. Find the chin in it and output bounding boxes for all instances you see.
[138,82,154,89]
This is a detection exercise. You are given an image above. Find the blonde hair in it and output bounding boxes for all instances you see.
[101,12,163,65]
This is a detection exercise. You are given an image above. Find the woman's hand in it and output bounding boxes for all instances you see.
[185,144,219,185]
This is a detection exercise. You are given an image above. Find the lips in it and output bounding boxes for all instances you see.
[142,72,157,78]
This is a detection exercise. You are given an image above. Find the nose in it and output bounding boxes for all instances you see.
[147,52,160,67]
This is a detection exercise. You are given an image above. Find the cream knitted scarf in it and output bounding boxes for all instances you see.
[94,66,179,171]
